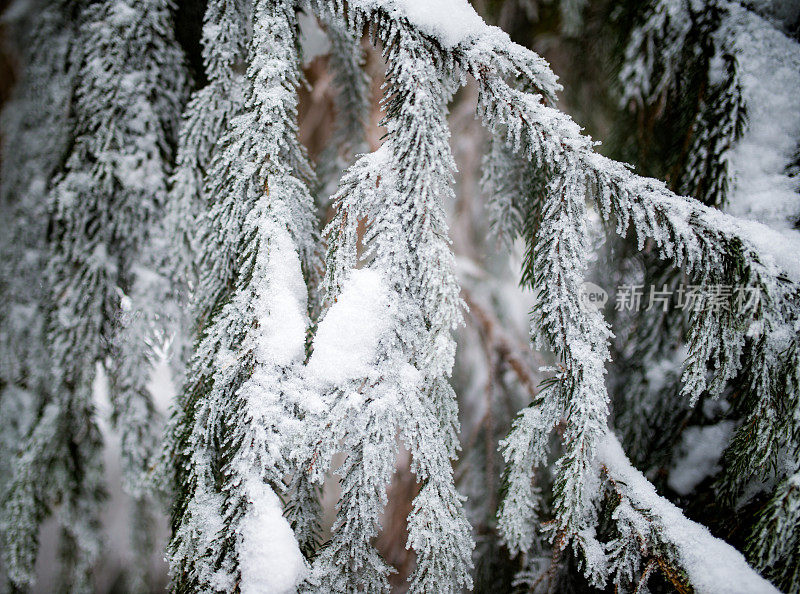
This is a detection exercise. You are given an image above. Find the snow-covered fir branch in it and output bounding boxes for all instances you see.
[616,3,800,590]
[1,0,187,589]
[1,0,799,591]
[167,0,250,309]
[597,432,779,593]
[0,0,80,505]
[303,14,473,591]
[307,0,800,590]
[167,1,317,590]
[312,5,370,199]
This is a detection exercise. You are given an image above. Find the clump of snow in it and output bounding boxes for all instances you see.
[253,216,309,367]
[732,218,800,284]
[668,421,735,496]
[352,0,486,47]
[698,199,800,282]
[239,479,307,594]
[723,5,800,230]
[307,268,391,384]
[599,433,778,594]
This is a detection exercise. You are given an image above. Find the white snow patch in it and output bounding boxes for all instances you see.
[307,268,391,385]
[724,5,800,230]
[599,432,778,594]
[733,219,800,284]
[668,421,735,496]
[239,479,307,594]
[253,217,309,367]
[147,352,176,412]
[352,0,486,47]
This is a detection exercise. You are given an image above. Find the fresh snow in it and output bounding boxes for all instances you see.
[723,5,800,230]
[599,432,779,594]
[668,421,735,496]
[253,215,309,367]
[730,218,800,284]
[239,479,307,594]
[352,0,486,47]
[307,268,391,385]
[680,196,800,283]
[9,0,800,591]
